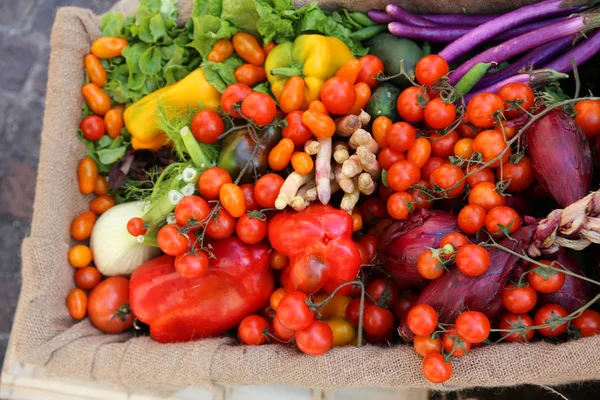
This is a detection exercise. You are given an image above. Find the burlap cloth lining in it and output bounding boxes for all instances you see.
[10,0,599,395]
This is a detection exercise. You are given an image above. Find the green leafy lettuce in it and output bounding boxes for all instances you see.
[202,55,244,92]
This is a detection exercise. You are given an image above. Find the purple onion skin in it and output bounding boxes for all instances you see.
[538,249,590,313]
[399,226,536,340]
[526,109,592,208]
[423,13,499,26]
[379,209,459,290]
[543,29,600,73]
[388,22,470,43]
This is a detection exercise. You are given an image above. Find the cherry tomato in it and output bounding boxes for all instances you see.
[236,211,268,244]
[268,138,295,171]
[456,311,490,343]
[79,115,105,140]
[67,288,87,319]
[392,292,417,320]
[302,110,335,139]
[574,100,600,138]
[208,39,233,62]
[453,138,474,160]
[456,114,481,139]
[456,244,490,277]
[428,130,460,159]
[442,328,471,357]
[416,55,449,86]
[199,167,233,200]
[404,138,430,168]
[81,83,111,116]
[407,304,438,336]
[275,291,315,331]
[397,86,428,122]
[440,232,468,250]
[387,160,420,192]
[220,183,246,218]
[282,110,313,146]
[417,249,444,280]
[414,335,442,357]
[360,197,388,222]
[74,266,102,290]
[422,352,452,383]
[241,92,277,125]
[320,77,356,115]
[372,116,391,149]
[378,148,405,171]
[234,64,267,87]
[430,163,465,197]
[91,37,128,58]
[466,165,495,188]
[94,175,109,196]
[484,206,521,237]
[254,173,285,208]
[272,316,295,341]
[270,250,289,270]
[472,129,509,168]
[421,157,445,182]
[89,195,115,215]
[221,83,253,118]
[84,53,107,87]
[308,100,328,114]
[457,205,486,235]
[262,42,276,55]
[572,309,600,337]
[358,233,379,263]
[104,109,123,139]
[351,211,363,232]
[499,313,535,343]
[500,156,534,193]
[366,279,399,309]
[88,276,133,334]
[270,288,288,310]
[240,183,260,211]
[363,304,395,337]
[534,304,568,337]
[345,297,368,327]
[157,225,188,256]
[325,318,357,347]
[70,211,96,241]
[496,120,517,140]
[68,244,93,268]
[175,251,209,279]
[232,33,265,66]
[190,110,225,144]
[387,192,412,220]
[238,315,270,345]
[467,92,504,128]
[296,320,333,355]
[78,157,98,194]
[387,122,416,152]
[279,76,305,114]
[356,55,385,88]
[335,58,361,84]
[468,182,506,212]
[498,82,535,119]
[502,283,537,314]
[349,82,372,115]
[409,180,434,210]
[528,260,566,294]
[424,98,456,130]
[206,206,236,239]
[175,195,210,228]
[126,217,146,236]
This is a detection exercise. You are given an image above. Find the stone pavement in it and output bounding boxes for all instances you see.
[0,0,119,369]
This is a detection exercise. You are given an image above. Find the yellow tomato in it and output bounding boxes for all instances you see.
[314,294,352,319]
[325,318,357,347]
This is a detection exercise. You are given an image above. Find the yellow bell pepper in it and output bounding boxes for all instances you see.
[124,68,221,143]
[131,133,171,151]
[265,35,353,108]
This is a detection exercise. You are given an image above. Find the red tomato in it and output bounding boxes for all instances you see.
[407,137,431,168]
[572,309,600,337]
[272,316,295,341]
[415,55,449,86]
[467,92,504,128]
[439,232,468,250]
[409,180,434,210]
[363,304,395,337]
[254,173,285,208]
[241,92,277,125]
[498,82,535,119]
[240,183,260,211]
[80,115,105,140]
[574,100,600,138]
[499,313,535,343]
[126,217,146,236]
[74,266,102,290]
[320,76,356,115]
[378,148,406,171]
[499,156,534,193]
[236,211,268,244]
[407,304,438,336]
[360,197,388,222]
[421,157,445,182]
[456,244,490,277]
[199,167,233,200]
[457,205,486,235]
[466,165,495,188]
[206,207,236,239]
[174,195,210,228]
[296,320,333,355]
[157,225,188,256]
[175,251,209,279]
[455,311,490,343]
[387,160,420,192]
[190,110,225,144]
[472,129,509,168]
[345,297,367,327]
[501,283,537,314]
[456,114,482,138]
[534,304,568,337]
[275,291,315,331]
[428,130,460,159]
[282,111,313,146]
[88,276,134,334]
[442,328,471,357]
[387,191,413,220]
[422,353,452,383]
[413,335,442,357]
[484,206,521,237]
[392,292,417,320]
[528,260,566,293]
[366,279,399,309]
[424,98,456,130]
[356,55,385,88]
[397,86,429,122]
[387,122,416,152]
[468,182,506,212]
[417,249,444,280]
[358,234,379,263]
[238,315,270,345]
[221,83,253,118]
[430,163,465,197]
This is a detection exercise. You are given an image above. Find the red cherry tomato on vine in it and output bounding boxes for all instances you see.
[190,110,225,144]
[205,207,236,239]
[397,86,429,123]
[528,260,566,293]
[572,309,600,337]
[501,283,537,314]
[254,173,285,209]
[407,304,438,336]
[241,92,277,125]
[221,83,253,118]
[238,315,270,345]
[356,55,385,88]
[472,129,509,168]
[87,276,133,334]
[199,167,232,201]
[457,205,486,235]
[428,130,460,159]
[174,195,210,228]
[422,353,452,383]
[363,304,395,337]
[499,313,535,343]
[484,206,521,237]
[424,98,456,130]
[275,291,315,331]
[498,82,535,119]
[467,92,504,128]
[456,244,490,277]
[574,100,600,138]
[417,249,444,280]
[456,311,490,343]
[413,335,442,357]
[157,225,188,256]
[296,320,333,355]
[430,163,465,197]
[500,156,534,193]
[236,211,268,244]
[468,182,506,212]
[439,232,468,250]
[415,55,449,86]
[175,251,209,279]
[534,304,568,337]
[320,76,356,115]
[387,160,420,192]
[442,328,471,357]
[387,122,416,153]
[282,110,313,146]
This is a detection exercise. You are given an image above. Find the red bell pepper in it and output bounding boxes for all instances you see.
[268,204,361,294]
[130,237,273,343]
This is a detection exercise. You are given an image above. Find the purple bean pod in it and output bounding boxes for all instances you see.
[388,21,470,43]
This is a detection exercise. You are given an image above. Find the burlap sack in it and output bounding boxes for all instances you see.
[11,0,600,395]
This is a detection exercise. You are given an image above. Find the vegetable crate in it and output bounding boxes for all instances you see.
[8,0,600,396]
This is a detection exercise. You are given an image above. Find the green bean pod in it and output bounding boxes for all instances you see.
[454,62,492,96]
[350,25,387,41]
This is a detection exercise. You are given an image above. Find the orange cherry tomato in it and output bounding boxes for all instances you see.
[280,76,305,113]
[84,54,107,87]
[407,137,432,168]
[104,109,123,138]
[208,39,234,62]
[453,138,474,160]
[81,83,111,116]
[94,175,109,196]
[68,245,93,268]
[468,181,506,212]
[234,64,267,86]
[270,287,288,310]
[262,42,276,56]
[349,82,372,115]
[74,266,102,290]
[302,110,335,139]
[67,288,87,319]
[291,151,314,174]
[372,116,391,149]
[90,195,115,215]
[70,211,97,241]
[232,33,265,66]
[78,157,99,194]
[91,37,128,59]
[352,212,363,231]
[308,100,328,114]
[111,104,125,115]
[219,183,246,218]
[472,130,509,168]
[268,138,295,171]
[335,58,361,84]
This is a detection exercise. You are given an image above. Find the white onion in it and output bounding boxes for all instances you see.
[90,201,161,276]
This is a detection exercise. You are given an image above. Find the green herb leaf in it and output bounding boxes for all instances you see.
[101,12,125,37]
[149,14,168,42]
[193,0,223,17]
[98,146,128,165]
[188,15,238,59]
[139,47,163,75]
[202,55,243,93]
[221,0,260,36]
[381,170,389,187]
[97,135,114,149]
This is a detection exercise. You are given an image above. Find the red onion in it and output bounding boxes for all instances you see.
[379,209,459,290]
[526,109,592,208]
[398,226,536,340]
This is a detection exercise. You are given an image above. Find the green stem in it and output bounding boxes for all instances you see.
[138,231,159,248]
[180,126,210,169]
[143,191,177,225]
